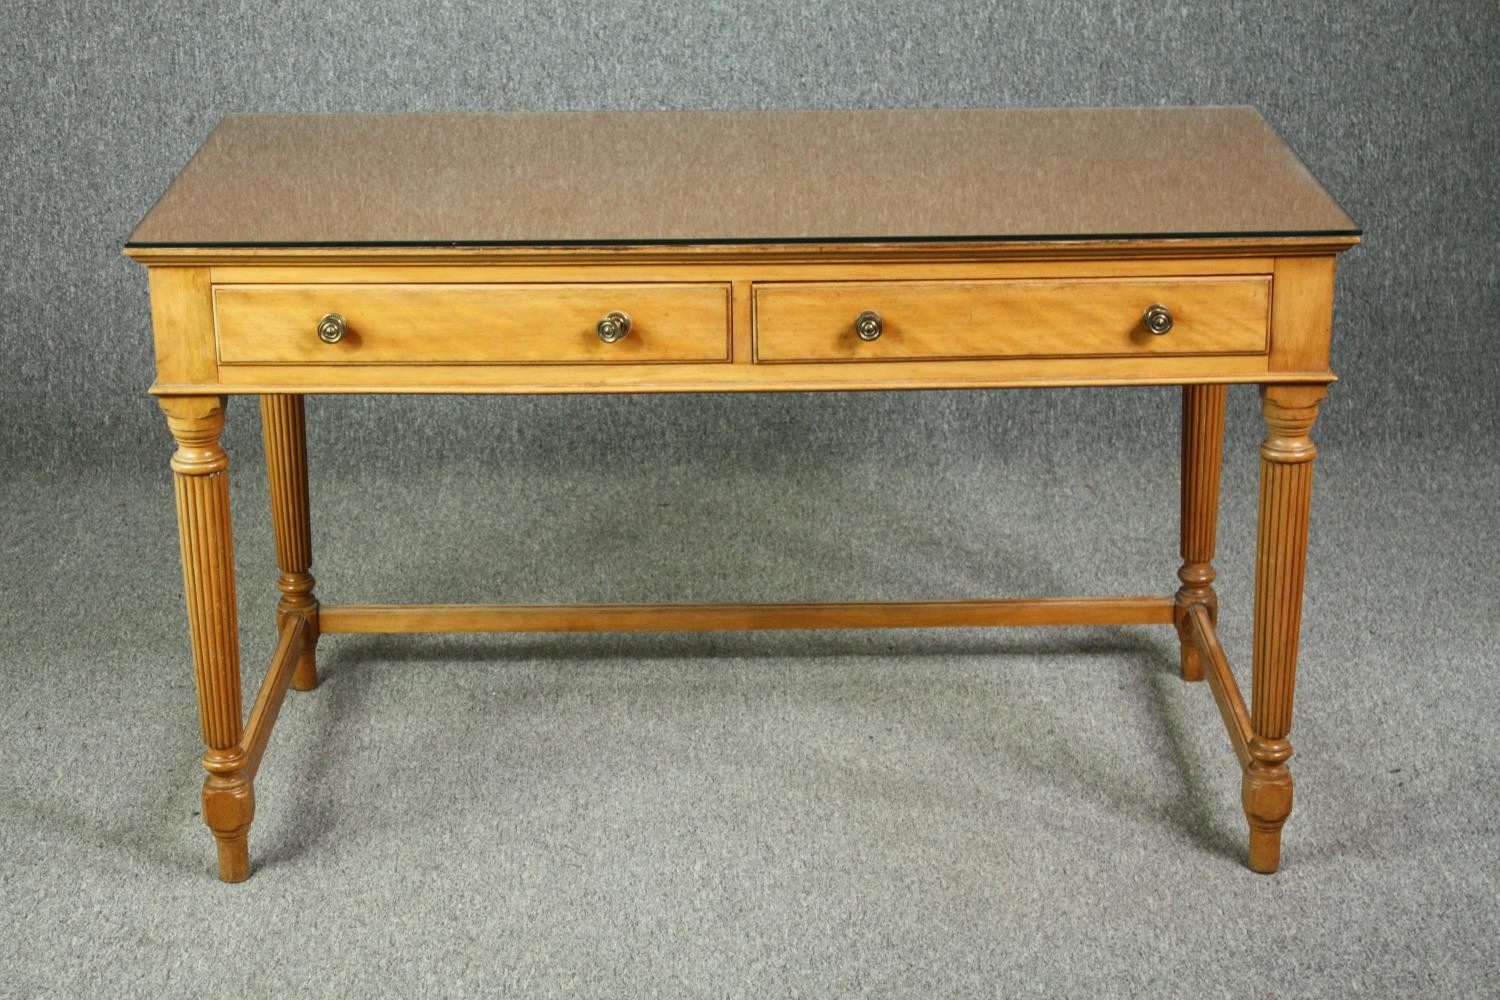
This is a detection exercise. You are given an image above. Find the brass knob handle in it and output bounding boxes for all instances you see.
[316,312,347,344]
[854,310,883,342]
[1143,304,1173,336]
[597,311,632,343]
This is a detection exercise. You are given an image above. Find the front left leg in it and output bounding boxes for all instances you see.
[161,395,254,882]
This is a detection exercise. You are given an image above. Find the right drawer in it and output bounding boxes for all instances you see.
[752,277,1270,362]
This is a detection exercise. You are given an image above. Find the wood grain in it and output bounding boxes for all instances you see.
[160,395,253,883]
[240,616,308,780]
[1187,604,1253,768]
[188,355,1293,395]
[1269,255,1338,373]
[261,394,319,691]
[216,283,731,365]
[1174,384,1228,681]
[318,597,1176,634]
[753,277,1269,362]
[137,253,1350,396]
[1244,383,1325,874]
[148,267,217,385]
[207,255,1280,285]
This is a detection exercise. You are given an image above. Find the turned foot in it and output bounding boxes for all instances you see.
[291,646,318,692]
[203,752,255,882]
[1242,736,1293,873]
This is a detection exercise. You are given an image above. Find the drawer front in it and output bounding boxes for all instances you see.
[753,277,1269,362]
[215,283,731,364]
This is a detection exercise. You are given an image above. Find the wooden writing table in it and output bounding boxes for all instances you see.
[126,108,1359,881]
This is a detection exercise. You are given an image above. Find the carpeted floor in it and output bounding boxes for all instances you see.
[1,392,1496,998]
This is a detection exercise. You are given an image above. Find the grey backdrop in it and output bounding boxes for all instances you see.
[3,0,1497,465]
[4,2,1499,998]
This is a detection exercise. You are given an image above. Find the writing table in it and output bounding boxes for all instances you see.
[126,108,1360,881]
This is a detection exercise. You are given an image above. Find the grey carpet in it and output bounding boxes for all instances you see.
[2,400,1496,997]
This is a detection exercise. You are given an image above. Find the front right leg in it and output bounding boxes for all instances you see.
[161,395,254,882]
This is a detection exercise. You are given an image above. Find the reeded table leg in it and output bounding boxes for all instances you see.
[161,396,253,882]
[1174,383,1227,682]
[261,394,319,691]
[1244,384,1326,873]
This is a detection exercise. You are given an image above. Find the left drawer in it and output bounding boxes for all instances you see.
[214,283,732,364]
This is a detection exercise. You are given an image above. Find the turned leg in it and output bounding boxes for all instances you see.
[1174,383,1227,682]
[261,394,319,691]
[162,396,254,882]
[1243,384,1326,873]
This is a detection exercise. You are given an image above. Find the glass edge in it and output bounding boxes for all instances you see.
[124,228,1363,250]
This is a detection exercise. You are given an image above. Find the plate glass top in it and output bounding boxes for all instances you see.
[127,107,1357,248]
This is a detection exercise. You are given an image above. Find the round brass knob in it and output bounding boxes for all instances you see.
[854,310,883,342]
[316,312,347,344]
[597,310,632,343]
[1143,304,1173,336]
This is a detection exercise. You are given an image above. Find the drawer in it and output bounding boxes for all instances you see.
[753,277,1269,362]
[214,283,732,364]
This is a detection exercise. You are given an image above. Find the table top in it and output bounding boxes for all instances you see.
[126,107,1357,249]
